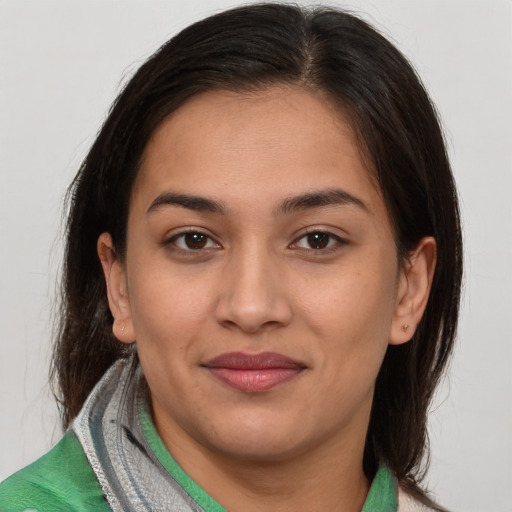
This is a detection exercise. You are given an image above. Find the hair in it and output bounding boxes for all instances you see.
[52,3,462,509]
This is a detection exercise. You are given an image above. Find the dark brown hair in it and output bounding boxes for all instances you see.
[52,4,462,509]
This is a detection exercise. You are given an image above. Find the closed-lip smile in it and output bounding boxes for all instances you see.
[202,352,307,392]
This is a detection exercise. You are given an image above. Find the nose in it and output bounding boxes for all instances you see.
[214,245,293,334]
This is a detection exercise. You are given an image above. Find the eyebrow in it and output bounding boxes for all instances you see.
[275,188,370,215]
[146,188,370,216]
[147,193,225,215]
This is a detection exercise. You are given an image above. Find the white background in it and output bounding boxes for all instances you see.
[0,1,510,511]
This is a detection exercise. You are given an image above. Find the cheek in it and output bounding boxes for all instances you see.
[297,256,397,343]
[294,258,398,402]
[126,264,215,405]
[126,258,215,351]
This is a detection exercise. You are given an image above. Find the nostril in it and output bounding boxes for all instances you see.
[215,291,292,333]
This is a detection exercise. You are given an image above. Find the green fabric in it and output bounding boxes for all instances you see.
[0,411,398,512]
[0,430,109,512]
[361,464,398,512]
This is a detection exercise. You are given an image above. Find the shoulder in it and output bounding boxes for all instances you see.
[398,487,439,512]
[0,430,109,512]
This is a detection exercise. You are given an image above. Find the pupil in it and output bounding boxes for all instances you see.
[308,233,329,249]
[185,233,207,249]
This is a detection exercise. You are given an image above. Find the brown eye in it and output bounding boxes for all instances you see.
[170,232,219,251]
[307,232,330,249]
[184,233,208,249]
[293,231,346,252]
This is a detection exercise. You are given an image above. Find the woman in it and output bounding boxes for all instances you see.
[0,3,462,511]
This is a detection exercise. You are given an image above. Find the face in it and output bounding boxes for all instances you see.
[100,86,426,465]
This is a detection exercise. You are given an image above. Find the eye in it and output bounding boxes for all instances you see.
[170,232,219,251]
[293,231,345,251]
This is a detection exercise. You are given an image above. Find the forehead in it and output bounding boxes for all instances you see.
[133,86,385,218]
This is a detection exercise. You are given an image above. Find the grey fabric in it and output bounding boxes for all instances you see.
[72,356,204,512]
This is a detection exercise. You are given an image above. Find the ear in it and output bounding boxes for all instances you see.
[389,236,437,345]
[97,232,135,344]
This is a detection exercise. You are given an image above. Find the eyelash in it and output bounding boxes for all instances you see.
[164,229,347,255]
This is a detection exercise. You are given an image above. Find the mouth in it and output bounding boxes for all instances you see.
[201,352,307,393]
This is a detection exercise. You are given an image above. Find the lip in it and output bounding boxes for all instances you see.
[202,352,306,393]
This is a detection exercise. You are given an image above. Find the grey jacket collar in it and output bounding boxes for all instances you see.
[72,356,204,512]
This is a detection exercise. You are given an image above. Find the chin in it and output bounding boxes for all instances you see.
[198,415,316,463]
[214,438,306,463]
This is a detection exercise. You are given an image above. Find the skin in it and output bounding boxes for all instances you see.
[98,86,436,512]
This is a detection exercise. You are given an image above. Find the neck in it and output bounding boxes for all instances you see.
[157,418,370,512]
